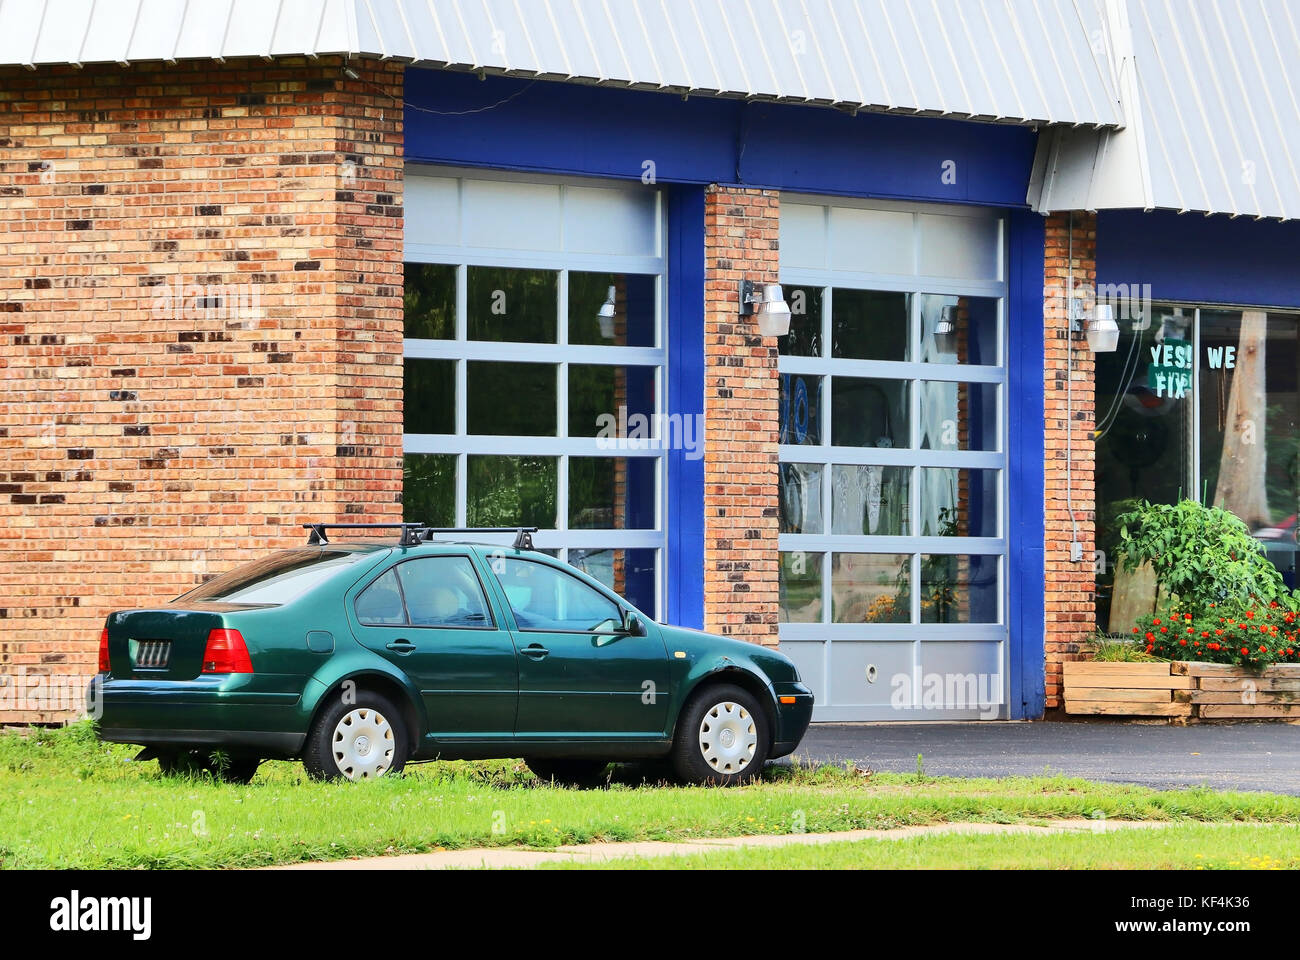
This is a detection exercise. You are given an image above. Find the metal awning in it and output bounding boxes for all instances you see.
[1030,0,1300,221]
[0,0,1123,127]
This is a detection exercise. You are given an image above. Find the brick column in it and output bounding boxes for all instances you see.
[701,187,781,645]
[0,58,403,722]
[1043,212,1098,708]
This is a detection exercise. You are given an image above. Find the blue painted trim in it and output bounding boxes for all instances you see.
[665,186,706,630]
[1098,209,1300,310]
[1006,210,1046,720]
[404,69,1036,208]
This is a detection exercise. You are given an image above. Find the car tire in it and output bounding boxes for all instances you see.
[303,690,409,781]
[671,683,770,785]
[525,758,612,788]
[157,749,260,784]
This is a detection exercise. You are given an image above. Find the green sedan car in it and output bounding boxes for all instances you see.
[95,524,814,785]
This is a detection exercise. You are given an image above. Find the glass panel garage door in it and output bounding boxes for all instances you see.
[777,198,1008,721]
[402,167,666,616]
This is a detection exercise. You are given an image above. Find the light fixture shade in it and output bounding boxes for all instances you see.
[1086,303,1120,352]
[754,283,791,337]
[597,285,616,338]
[933,305,958,352]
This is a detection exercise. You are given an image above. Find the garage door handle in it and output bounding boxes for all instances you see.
[386,639,417,654]
[521,643,549,659]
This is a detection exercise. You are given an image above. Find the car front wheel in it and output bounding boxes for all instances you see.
[671,683,770,785]
[303,690,409,781]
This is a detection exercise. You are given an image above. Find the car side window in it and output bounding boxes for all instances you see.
[396,556,494,629]
[355,569,406,626]
[492,558,623,633]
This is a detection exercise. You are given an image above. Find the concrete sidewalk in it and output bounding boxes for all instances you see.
[266,818,1171,870]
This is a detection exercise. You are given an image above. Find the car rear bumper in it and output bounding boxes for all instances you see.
[770,682,815,759]
[94,674,308,758]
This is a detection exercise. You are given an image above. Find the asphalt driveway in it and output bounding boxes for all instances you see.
[793,720,1300,795]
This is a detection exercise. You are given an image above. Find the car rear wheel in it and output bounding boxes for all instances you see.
[525,758,612,788]
[157,749,260,784]
[303,690,409,781]
[671,683,770,785]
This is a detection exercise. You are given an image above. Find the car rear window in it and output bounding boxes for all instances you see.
[179,549,372,605]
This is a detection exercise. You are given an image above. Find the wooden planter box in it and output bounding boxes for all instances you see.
[1063,661,1193,718]
[1064,660,1300,720]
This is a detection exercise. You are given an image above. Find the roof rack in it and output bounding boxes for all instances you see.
[303,523,538,549]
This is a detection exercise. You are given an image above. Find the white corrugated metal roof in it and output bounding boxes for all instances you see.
[1030,0,1300,221]
[6,1,1299,219]
[0,0,1123,127]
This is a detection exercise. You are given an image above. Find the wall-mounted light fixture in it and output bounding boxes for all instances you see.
[1071,298,1119,353]
[740,280,791,337]
[597,285,617,339]
[933,305,959,353]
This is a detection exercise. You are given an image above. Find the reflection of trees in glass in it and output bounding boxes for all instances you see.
[1213,309,1271,527]
[467,456,556,528]
[403,454,455,525]
[404,263,455,340]
[467,267,558,343]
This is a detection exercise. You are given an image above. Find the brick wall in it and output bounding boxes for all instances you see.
[0,57,404,723]
[1043,211,1098,708]
[701,186,781,645]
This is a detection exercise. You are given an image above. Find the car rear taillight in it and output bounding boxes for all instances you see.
[98,628,110,673]
[201,628,253,674]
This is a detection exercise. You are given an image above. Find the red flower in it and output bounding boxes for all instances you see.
[1215,629,1224,636]
[1153,618,1162,625]
[1260,645,1268,653]
[1179,639,1187,646]
[1186,627,1194,634]
[1184,614,1192,621]
[1132,627,1139,634]
[1246,610,1255,619]
[1201,631,1210,638]
[1160,626,1169,633]
[1208,643,1219,651]
[1241,647,1250,656]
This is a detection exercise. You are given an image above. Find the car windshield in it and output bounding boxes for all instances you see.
[178,549,371,605]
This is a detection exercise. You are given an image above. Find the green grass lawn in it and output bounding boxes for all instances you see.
[544,824,1300,869]
[3,722,1299,870]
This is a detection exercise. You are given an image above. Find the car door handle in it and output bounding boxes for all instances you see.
[520,643,549,659]
[385,639,417,654]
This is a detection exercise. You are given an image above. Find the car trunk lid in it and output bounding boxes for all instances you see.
[105,605,250,680]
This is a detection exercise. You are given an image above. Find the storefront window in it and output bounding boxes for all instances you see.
[1095,303,1300,630]
[1200,309,1300,584]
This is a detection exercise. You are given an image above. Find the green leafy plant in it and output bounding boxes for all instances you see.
[1114,499,1285,617]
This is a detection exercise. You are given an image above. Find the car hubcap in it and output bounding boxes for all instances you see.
[332,708,395,780]
[698,701,757,774]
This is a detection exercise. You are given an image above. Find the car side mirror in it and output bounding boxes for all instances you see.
[623,611,648,637]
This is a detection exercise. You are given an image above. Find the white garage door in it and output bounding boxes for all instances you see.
[776,197,1008,721]
[402,166,666,617]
